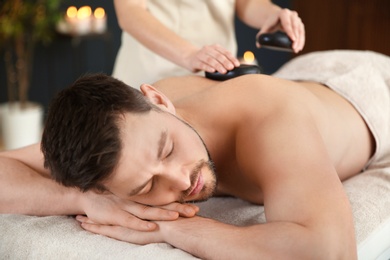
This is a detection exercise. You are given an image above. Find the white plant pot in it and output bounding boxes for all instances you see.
[0,102,44,150]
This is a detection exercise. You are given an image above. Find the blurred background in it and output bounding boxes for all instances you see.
[0,0,390,150]
[1,0,389,110]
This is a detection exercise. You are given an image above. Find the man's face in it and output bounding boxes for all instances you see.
[103,110,217,206]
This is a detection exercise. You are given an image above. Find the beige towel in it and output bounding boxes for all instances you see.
[273,50,390,170]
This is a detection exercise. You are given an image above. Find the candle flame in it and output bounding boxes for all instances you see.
[243,51,255,63]
[66,6,77,18]
[77,6,92,19]
[94,7,105,19]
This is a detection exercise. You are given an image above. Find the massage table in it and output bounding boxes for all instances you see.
[1,168,390,259]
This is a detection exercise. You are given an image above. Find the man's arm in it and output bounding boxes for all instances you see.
[0,144,197,230]
[231,90,356,258]
[0,143,79,215]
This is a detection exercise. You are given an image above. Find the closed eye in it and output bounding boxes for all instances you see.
[166,142,174,158]
[144,178,155,195]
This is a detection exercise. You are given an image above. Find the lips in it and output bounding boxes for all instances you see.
[188,171,204,197]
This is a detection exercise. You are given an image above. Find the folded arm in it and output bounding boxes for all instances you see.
[0,144,78,215]
[0,144,197,231]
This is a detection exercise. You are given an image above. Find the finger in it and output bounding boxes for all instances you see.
[193,51,224,73]
[256,37,261,49]
[75,215,97,224]
[214,45,240,67]
[279,11,295,42]
[255,30,264,48]
[126,203,180,221]
[112,209,158,231]
[203,56,227,74]
[81,206,159,231]
[204,54,231,74]
[289,12,302,52]
[212,44,240,70]
[298,23,306,51]
[293,18,305,52]
[160,202,199,217]
[290,11,300,42]
[199,45,238,73]
[280,10,306,53]
[80,223,151,245]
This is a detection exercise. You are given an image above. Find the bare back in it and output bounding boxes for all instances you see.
[154,74,375,202]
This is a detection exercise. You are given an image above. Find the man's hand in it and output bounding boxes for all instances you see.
[79,190,199,231]
[76,217,164,244]
[256,8,305,53]
[75,216,202,245]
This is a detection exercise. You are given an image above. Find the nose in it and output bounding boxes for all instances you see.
[164,165,192,192]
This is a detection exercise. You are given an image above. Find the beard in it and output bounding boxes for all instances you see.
[161,110,218,203]
[172,114,218,203]
[179,158,217,203]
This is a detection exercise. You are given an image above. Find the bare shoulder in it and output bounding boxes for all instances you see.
[153,73,307,105]
[195,74,317,121]
[0,143,50,177]
[152,75,217,102]
[160,74,318,136]
[228,76,357,255]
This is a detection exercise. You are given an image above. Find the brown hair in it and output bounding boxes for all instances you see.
[41,73,153,191]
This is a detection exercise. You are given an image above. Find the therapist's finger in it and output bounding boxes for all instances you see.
[279,9,296,42]
[290,12,304,52]
[297,21,305,51]
[196,45,239,73]
[213,44,240,68]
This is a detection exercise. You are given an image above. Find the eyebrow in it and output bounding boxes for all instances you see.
[127,130,167,197]
[157,130,168,160]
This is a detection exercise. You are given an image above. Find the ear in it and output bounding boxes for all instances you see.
[140,84,176,114]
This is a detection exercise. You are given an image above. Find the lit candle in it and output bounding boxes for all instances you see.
[65,6,78,34]
[67,6,78,19]
[239,51,258,65]
[92,7,107,33]
[76,6,92,35]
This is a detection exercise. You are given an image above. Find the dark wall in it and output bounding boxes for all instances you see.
[0,0,122,108]
[0,0,292,110]
[292,0,390,56]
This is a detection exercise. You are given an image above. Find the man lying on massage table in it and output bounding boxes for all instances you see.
[1,50,389,259]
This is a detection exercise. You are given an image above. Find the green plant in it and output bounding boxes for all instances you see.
[0,0,62,107]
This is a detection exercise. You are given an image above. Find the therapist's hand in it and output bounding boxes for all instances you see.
[256,8,305,53]
[78,190,199,231]
[185,44,240,74]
